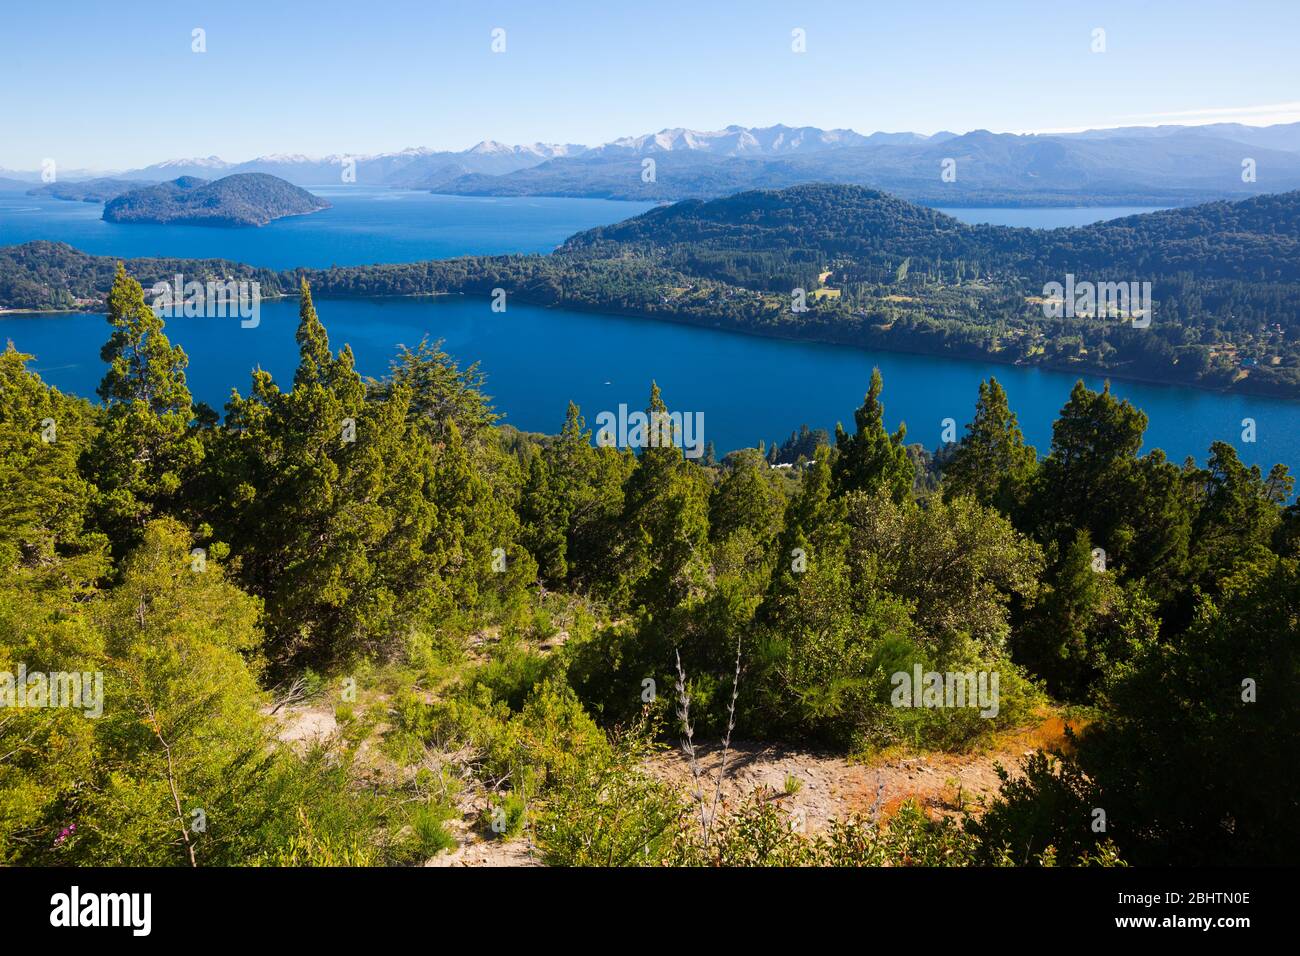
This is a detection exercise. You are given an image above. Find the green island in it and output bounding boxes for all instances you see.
[99,173,330,227]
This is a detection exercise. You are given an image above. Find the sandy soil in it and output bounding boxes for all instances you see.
[644,714,1083,834]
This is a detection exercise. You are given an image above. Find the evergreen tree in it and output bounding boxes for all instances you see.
[1077,553,1300,863]
[832,368,913,501]
[1188,441,1292,591]
[519,451,568,585]
[539,402,632,593]
[707,447,787,583]
[0,346,101,565]
[942,377,1038,515]
[1032,380,1195,602]
[86,264,200,550]
[1014,529,1159,700]
[209,283,463,668]
[708,448,785,546]
[371,336,499,444]
[1033,380,1145,544]
[617,383,710,611]
[761,455,848,620]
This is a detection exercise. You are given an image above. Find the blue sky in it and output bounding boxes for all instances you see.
[2,0,1297,170]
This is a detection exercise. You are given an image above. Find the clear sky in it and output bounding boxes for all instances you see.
[2,0,1297,170]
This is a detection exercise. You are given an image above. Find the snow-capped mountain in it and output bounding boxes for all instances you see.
[36,120,1300,199]
[122,156,233,179]
[115,142,589,187]
[586,124,944,156]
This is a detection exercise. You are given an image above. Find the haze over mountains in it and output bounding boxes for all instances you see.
[7,121,1300,207]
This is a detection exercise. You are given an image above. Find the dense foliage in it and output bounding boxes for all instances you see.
[2,264,1296,866]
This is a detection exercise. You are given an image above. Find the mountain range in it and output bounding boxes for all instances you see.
[436,125,1300,206]
[7,121,1300,206]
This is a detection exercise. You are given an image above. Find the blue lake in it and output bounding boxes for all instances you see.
[0,186,655,269]
[3,296,1295,477]
[934,206,1165,227]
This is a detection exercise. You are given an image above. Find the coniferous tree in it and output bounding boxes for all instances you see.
[708,448,785,546]
[1014,529,1159,700]
[1033,380,1145,545]
[86,264,200,550]
[707,447,787,582]
[1074,552,1300,864]
[518,450,568,585]
[832,368,912,502]
[371,336,499,444]
[1031,380,1195,601]
[209,282,467,668]
[1188,441,1293,591]
[942,377,1038,515]
[539,402,631,593]
[0,346,101,564]
[617,382,710,611]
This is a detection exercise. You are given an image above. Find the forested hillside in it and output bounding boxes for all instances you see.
[2,267,1296,866]
[563,184,1300,283]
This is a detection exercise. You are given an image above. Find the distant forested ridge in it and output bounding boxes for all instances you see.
[101,173,330,226]
[0,241,282,310]
[3,185,1298,396]
[27,178,157,203]
[562,184,1300,284]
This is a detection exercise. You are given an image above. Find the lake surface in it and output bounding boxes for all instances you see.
[934,207,1165,227]
[0,182,1166,269]
[0,186,655,269]
[4,296,1295,475]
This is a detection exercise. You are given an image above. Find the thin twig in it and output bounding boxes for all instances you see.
[706,635,743,844]
[673,650,707,840]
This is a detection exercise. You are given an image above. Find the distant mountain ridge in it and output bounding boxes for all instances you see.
[102,173,330,227]
[28,178,158,203]
[116,141,588,189]
[585,124,940,156]
[437,126,1300,206]
[20,119,1300,205]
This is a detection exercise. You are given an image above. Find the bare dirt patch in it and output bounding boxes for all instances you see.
[267,705,338,748]
[644,712,1084,835]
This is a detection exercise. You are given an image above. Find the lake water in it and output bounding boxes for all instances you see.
[1,191,1294,476]
[934,207,1165,227]
[0,185,655,269]
[4,296,1295,476]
